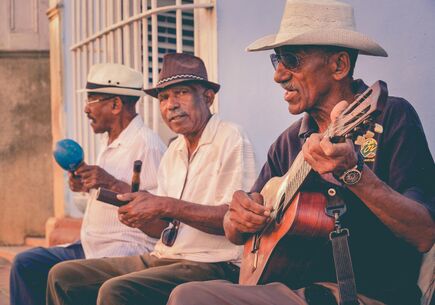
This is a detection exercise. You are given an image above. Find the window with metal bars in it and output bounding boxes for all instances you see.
[69,0,211,165]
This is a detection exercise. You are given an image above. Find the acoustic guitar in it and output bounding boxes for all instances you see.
[239,81,388,286]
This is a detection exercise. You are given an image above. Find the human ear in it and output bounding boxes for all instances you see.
[203,89,215,107]
[331,52,351,80]
[111,97,123,114]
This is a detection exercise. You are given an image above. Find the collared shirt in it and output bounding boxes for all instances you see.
[81,115,166,258]
[251,79,435,304]
[151,114,257,264]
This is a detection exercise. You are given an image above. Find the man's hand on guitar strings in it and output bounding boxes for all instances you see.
[302,100,358,176]
[227,190,272,233]
[303,134,357,176]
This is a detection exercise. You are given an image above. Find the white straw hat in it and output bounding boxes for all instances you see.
[247,0,387,57]
[80,63,145,97]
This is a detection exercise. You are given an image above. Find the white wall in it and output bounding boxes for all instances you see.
[215,0,289,167]
[216,0,435,166]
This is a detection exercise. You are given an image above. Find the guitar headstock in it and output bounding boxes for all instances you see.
[330,80,388,143]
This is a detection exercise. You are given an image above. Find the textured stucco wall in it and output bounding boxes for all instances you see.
[0,51,53,245]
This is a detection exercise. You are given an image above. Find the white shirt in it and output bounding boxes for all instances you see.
[151,115,257,264]
[81,115,166,258]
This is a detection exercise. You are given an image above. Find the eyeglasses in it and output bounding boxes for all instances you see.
[270,53,302,71]
[161,219,180,247]
[84,96,114,105]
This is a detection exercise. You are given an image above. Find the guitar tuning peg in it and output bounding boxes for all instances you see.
[364,131,375,139]
[363,119,373,126]
[352,126,362,134]
[373,123,383,134]
[354,135,365,146]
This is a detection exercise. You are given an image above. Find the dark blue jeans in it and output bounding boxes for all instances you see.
[10,241,85,305]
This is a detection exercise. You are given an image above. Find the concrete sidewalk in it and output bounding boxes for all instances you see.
[0,246,32,305]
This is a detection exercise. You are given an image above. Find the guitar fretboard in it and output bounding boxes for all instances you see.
[283,152,312,208]
[279,123,340,214]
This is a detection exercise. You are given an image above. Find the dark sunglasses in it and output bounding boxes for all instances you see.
[161,219,180,247]
[270,53,302,71]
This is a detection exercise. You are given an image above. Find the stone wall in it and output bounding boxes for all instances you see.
[0,51,53,245]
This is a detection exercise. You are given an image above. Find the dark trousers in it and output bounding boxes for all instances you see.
[46,253,239,305]
[167,280,386,305]
[9,241,85,305]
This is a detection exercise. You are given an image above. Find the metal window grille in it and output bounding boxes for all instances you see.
[70,0,214,165]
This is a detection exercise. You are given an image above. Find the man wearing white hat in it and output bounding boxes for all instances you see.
[167,1,434,305]
[45,53,257,305]
[10,63,166,305]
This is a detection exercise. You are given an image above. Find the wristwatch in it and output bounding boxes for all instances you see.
[337,153,364,185]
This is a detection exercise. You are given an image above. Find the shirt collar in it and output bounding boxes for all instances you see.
[195,113,220,148]
[352,78,369,95]
[298,113,319,141]
[174,114,220,154]
[105,115,143,149]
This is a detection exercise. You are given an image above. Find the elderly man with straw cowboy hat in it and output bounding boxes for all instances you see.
[9,63,166,305]
[45,53,257,305]
[167,1,435,305]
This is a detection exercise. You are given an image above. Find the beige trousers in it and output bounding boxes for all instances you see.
[46,253,239,305]
[167,280,386,305]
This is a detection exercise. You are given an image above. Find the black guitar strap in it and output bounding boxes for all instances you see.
[324,185,359,305]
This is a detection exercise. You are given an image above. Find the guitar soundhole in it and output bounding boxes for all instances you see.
[275,193,286,224]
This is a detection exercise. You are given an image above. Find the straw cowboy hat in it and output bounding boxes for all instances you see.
[81,63,145,97]
[247,0,388,57]
[144,53,220,98]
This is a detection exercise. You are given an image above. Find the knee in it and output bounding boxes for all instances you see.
[11,248,41,275]
[168,282,204,305]
[97,277,129,305]
[11,252,28,274]
[47,261,76,291]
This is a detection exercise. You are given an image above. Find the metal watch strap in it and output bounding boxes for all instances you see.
[324,185,359,305]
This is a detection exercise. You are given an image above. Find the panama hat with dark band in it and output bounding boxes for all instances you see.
[144,53,220,98]
[80,63,145,97]
[246,0,387,57]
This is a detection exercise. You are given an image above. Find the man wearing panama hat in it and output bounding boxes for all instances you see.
[10,63,166,305]
[168,0,434,305]
[46,53,257,305]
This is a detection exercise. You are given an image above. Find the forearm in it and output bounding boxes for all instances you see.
[349,165,435,252]
[162,198,228,235]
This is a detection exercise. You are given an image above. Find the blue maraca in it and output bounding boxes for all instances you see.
[53,139,84,172]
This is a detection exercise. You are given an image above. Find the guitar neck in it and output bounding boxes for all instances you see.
[282,121,342,209]
[282,152,312,210]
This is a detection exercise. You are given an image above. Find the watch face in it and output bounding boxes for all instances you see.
[343,169,362,185]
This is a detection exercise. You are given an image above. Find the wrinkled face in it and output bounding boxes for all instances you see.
[273,46,334,115]
[158,83,212,138]
[84,94,116,133]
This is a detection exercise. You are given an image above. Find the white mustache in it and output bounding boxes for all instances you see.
[168,112,186,121]
[280,81,295,91]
